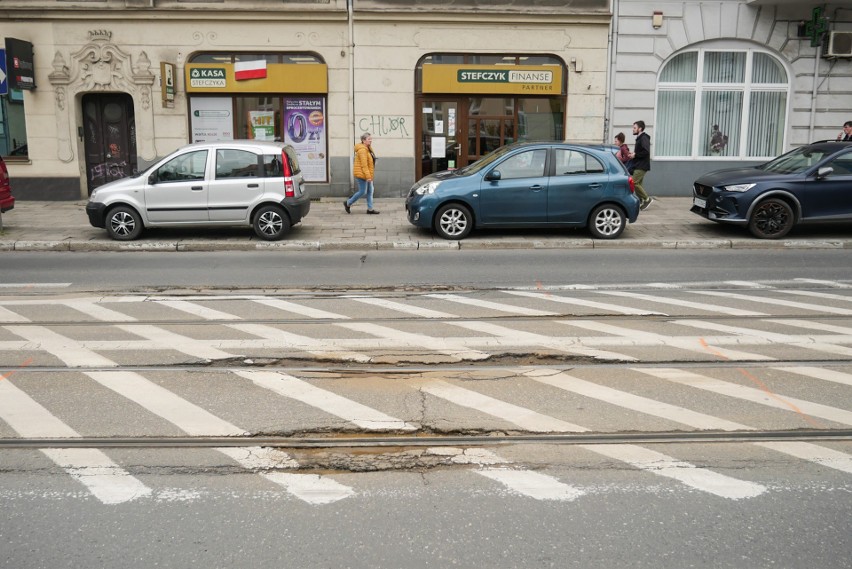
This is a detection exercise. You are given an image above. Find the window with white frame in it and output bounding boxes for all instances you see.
[656,48,788,159]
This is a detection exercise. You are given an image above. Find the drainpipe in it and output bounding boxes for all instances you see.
[348,0,355,192]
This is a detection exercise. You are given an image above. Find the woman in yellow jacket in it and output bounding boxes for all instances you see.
[344,132,380,214]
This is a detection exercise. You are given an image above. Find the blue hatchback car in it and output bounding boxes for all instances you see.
[405,142,640,240]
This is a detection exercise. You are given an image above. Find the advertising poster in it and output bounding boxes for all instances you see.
[283,97,327,182]
[190,97,233,142]
[249,110,275,141]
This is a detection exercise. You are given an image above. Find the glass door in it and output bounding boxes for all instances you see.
[418,100,461,178]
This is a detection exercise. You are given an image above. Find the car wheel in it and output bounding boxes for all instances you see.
[105,205,143,241]
[253,205,290,240]
[434,203,473,240]
[588,204,626,239]
[748,198,794,239]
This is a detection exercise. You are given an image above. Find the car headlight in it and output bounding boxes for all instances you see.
[722,183,756,193]
[414,181,441,195]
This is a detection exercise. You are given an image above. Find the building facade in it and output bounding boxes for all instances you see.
[2,1,849,201]
[609,0,852,195]
[1,0,611,200]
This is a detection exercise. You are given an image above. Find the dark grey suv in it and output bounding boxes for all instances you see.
[691,141,852,238]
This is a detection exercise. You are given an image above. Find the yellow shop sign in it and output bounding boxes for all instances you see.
[185,63,328,94]
[423,64,563,95]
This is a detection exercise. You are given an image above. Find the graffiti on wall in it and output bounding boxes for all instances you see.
[357,115,410,138]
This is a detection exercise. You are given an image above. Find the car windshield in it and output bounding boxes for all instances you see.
[760,146,831,174]
[456,144,517,175]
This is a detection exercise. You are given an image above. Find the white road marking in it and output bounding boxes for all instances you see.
[698,290,852,315]
[428,447,584,501]
[118,324,237,361]
[674,319,852,358]
[228,322,371,363]
[426,293,558,316]
[580,444,766,500]
[5,326,117,367]
[347,296,456,318]
[85,371,248,436]
[450,320,637,361]
[0,306,29,322]
[251,298,350,320]
[260,473,355,504]
[503,290,664,316]
[522,369,751,431]
[754,442,852,475]
[154,300,243,320]
[637,367,852,426]
[0,378,150,504]
[477,468,585,501]
[772,366,852,387]
[779,289,852,303]
[560,320,774,361]
[64,300,137,322]
[0,283,71,288]
[421,380,588,432]
[723,281,772,289]
[231,369,416,431]
[85,370,354,504]
[793,279,852,288]
[767,319,852,335]
[338,322,490,361]
[596,290,767,316]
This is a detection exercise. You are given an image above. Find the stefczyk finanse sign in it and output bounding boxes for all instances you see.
[457,69,553,84]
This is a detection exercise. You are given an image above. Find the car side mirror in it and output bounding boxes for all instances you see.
[816,166,833,179]
[485,170,502,181]
[148,172,158,185]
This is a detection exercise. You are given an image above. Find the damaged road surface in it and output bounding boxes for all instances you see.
[2,283,852,568]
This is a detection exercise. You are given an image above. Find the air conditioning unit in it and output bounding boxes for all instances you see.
[826,31,852,57]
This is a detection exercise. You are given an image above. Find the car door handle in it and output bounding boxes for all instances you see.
[588,183,602,189]
[247,183,259,188]
[529,185,543,190]
[191,186,204,191]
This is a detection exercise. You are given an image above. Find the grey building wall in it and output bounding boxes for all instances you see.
[609,0,852,197]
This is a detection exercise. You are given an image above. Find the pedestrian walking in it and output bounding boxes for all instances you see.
[629,120,653,210]
[614,132,631,165]
[837,121,852,141]
[345,132,380,214]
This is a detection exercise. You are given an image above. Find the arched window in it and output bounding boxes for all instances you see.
[656,47,788,159]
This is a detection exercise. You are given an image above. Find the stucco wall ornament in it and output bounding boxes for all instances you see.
[47,31,158,170]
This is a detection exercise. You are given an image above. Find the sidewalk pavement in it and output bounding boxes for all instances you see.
[0,197,850,252]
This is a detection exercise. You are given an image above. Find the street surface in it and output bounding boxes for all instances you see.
[1,261,851,567]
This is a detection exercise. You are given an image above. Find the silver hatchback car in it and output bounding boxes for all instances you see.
[86,140,310,240]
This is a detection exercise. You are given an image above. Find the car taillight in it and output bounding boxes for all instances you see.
[628,176,635,194]
[282,150,295,197]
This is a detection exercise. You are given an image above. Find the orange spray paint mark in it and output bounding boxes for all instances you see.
[698,339,823,429]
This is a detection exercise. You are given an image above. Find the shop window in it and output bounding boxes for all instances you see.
[518,98,564,141]
[656,47,788,159]
[187,51,327,182]
[1,89,28,157]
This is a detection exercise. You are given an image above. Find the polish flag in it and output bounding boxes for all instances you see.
[234,60,267,81]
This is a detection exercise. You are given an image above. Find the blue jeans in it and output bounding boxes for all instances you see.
[347,178,374,210]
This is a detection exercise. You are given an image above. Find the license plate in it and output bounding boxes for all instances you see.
[693,197,707,209]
